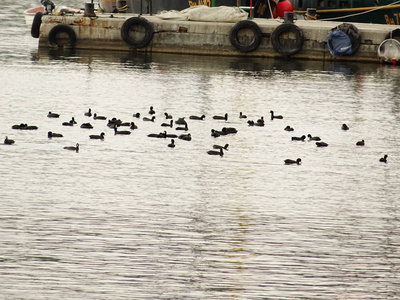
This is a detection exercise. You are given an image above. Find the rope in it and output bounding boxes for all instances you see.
[321,0,400,21]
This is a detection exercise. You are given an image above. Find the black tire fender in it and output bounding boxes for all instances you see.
[31,11,43,38]
[229,20,263,53]
[121,17,154,48]
[271,23,304,56]
[48,24,77,47]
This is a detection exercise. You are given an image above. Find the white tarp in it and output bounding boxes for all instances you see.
[155,5,248,22]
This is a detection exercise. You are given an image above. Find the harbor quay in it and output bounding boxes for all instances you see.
[35,12,400,63]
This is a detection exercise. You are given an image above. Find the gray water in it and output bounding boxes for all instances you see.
[1,1,400,299]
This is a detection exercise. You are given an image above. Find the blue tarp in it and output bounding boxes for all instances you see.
[326,29,353,57]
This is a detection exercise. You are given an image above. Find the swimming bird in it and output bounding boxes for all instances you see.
[239,112,247,118]
[292,135,306,141]
[62,117,76,126]
[190,115,206,120]
[213,143,229,150]
[316,141,329,147]
[161,120,173,127]
[284,125,294,131]
[48,131,63,138]
[356,139,365,146]
[207,148,224,156]
[222,127,237,134]
[175,117,186,125]
[342,123,349,130]
[270,110,283,120]
[64,143,79,152]
[143,116,156,122]
[107,118,122,128]
[119,121,131,126]
[284,158,301,165]
[256,117,265,126]
[114,125,131,135]
[379,154,388,163]
[4,136,15,145]
[175,123,189,131]
[148,106,155,115]
[84,108,92,117]
[20,124,38,130]
[211,129,221,137]
[133,112,141,118]
[130,122,138,130]
[178,133,192,141]
[47,111,60,118]
[213,113,228,121]
[12,123,26,129]
[80,122,93,129]
[308,134,321,141]
[148,131,166,138]
[89,132,105,140]
[93,113,107,120]
[168,139,175,148]
[164,112,173,119]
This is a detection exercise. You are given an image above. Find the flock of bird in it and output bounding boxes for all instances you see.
[3,106,389,164]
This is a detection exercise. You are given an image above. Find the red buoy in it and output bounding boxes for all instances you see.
[274,0,293,18]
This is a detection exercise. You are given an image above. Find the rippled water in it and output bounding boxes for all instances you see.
[1,1,400,299]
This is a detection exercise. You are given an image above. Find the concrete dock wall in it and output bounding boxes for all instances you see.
[37,13,400,63]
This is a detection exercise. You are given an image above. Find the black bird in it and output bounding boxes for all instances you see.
[114,125,131,135]
[213,113,228,121]
[213,144,229,150]
[133,112,141,118]
[342,123,349,131]
[168,139,175,148]
[89,132,105,140]
[64,143,79,152]
[379,154,388,163]
[222,127,237,134]
[211,129,221,137]
[207,148,224,156]
[48,131,63,138]
[148,131,166,138]
[4,136,15,145]
[270,110,283,120]
[356,139,365,146]
[161,120,173,128]
[164,112,173,119]
[190,115,205,120]
[284,126,294,131]
[93,113,107,120]
[239,112,247,118]
[149,106,155,115]
[308,134,321,141]
[175,117,186,125]
[143,116,156,122]
[178,133,192,141]
[21,124,38,130]
[130,122,138,130]
[47,111,60,118]
[175,123,189,131]
[316,141,329,147]
[284,158,301,165]
[41,0,55,13]
[12,123,26,129]
[84,108,92,117]
[292,135,306,141]
[80,123,93,129]
[62,117,76,126]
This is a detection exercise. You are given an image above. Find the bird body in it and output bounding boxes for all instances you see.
[93,113,107,120]
[316,141,328,147]
[89,132,105,139]
[80,123,93,129]
[379,154,388,163]
[48,131,63,138]
[222,127,237,134]
[133,112,141,118]
[47,111,60,118]
[84,108,92,117]
[161,120,173,127]
[190,115,205,120]
[179,133,192,141]
[284,126,294,131]
[284,158,301,165]
[239,112,247,118]
[143,116,156,122]
[213,144,229,150]
[168,139,175,148]
[207,148,224,156]
[213,113,228,121]
[164,112,173,119]
[356,139,365,146]
[130,122,138,130]
[64,143,79,152]
[175,117,186,125]
[292,135,306,141]
[4,136,15,145]
[308,134,321,141]
[114,126,131,135]
[270,110,283,120]
[342,123,349,130]
[149,106,155,115]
